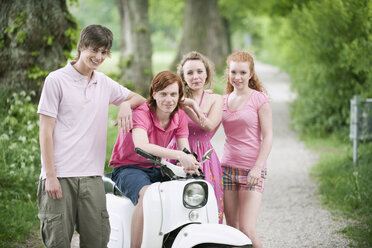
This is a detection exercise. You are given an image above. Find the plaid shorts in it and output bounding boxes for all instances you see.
[222,165,267,193]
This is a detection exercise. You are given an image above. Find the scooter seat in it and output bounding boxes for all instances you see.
[103,173,123,196]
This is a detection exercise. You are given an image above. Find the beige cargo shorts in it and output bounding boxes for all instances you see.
[37,176,110,247]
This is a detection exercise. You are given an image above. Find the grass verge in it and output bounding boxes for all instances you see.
[303,134,372,247]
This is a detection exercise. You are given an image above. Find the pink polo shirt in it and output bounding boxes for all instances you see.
[109,103,189,168]
[221,90,269,169]
[37,62,131,179]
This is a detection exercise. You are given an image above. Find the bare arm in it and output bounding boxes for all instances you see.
[182,98,206,125]
[247,102,273,186]
[115,92,146,133]
[123,92,146,109]
[175,137,190,152]
[182,94,223,132]
[255,102,273,168]
[39,114,62,199]
[132,128,199,173]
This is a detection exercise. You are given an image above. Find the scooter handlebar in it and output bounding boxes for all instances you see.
[134,147,205,179]
[134,147,160,163]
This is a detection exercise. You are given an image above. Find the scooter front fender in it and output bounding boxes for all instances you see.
[171,223,252,248]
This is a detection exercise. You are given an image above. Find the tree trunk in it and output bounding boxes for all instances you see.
[171,0,231,72]
[0,0,77,99]
[116,0,152,95]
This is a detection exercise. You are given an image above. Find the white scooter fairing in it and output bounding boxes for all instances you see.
[105,193,134,248]
[172,223,252,248]
[104,148,252,248]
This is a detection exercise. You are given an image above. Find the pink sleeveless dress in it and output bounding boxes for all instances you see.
[168,92,224,223]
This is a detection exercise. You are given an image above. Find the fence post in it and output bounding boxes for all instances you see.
[350,95,360,166]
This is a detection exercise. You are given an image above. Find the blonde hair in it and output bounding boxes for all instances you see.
[225,51,265,94]
[177,51,215,98]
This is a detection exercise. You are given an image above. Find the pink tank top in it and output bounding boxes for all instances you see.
[221,90,269,169]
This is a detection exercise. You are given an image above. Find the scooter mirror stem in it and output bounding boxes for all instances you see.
[200,148,214,164]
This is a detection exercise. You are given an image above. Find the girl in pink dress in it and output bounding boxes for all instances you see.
[222,51,272,248]
[169,51,224,223]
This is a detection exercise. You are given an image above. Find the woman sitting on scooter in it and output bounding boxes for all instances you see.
[109,71,201,248]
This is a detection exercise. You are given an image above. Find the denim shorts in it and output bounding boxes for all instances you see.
[112,165,168,205]
[222,165,267,193]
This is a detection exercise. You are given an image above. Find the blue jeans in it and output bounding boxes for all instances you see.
[112,165,168,205]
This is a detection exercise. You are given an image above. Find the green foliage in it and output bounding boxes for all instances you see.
[0,90,40,246]
[105,105,119,174]
[263,0,372,134]
[14,12,26,24]
[240,0,372,135]
[152,51,175,73]
[149,0,184,51]
[16,30,26,44]
[42,35,54,46]
[143,68,150,75]
[27,65,49,80]
[63,13,80,59]
[5,12,27,45]
[310,137,372,247]
[63,25,79,61]
[68,0,79,7]
[0,200,39,248]
[120,54,133,69]
[67,0,184,53]
[68,0,120,51]
[136,25,148,33]
[212,73,225,95]
[30,51,40,57]
[5,12,26,35]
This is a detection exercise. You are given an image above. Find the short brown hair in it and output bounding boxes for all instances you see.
[75,24,113,60]
[147,71,185,117]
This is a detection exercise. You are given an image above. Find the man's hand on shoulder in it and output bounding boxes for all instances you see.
[115,101,133,134]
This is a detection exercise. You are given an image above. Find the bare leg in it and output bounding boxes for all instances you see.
[238,191,263,248]
[224,190,239,228]
[130,186,149,248]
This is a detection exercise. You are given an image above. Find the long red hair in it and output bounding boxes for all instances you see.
[225,51,265,94]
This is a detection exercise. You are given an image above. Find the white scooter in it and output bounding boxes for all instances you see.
[103,148,252,248]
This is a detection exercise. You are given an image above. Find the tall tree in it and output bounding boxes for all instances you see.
[0,0,77,98]
[116,0,152,95]
[171,0,230,71]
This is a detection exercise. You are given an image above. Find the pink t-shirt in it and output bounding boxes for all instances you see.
[37,62,131,179]
[221,90,269,169]
[109,103,189,168]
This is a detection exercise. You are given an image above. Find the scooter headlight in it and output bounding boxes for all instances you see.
[183,182,208,209]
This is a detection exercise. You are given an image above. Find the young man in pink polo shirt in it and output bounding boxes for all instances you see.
[37,25,145,247]
[109,71,200,248]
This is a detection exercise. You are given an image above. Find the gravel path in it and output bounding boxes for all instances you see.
[212,62,351,248]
